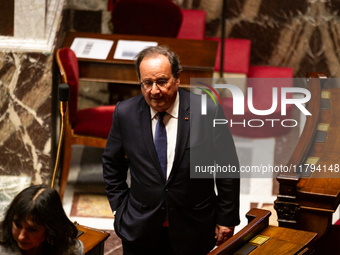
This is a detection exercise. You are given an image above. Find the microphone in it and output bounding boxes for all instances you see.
[51,84,70,189]
[59,83,70,101]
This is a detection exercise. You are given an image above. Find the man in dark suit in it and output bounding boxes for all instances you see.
[103,46,240,255]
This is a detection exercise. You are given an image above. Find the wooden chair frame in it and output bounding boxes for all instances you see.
[56,49,109,201]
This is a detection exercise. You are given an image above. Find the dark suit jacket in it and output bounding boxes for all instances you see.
[103,89,240,255]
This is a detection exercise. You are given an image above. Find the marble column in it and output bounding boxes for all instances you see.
[0,0,65,191]
[0,52,53,184]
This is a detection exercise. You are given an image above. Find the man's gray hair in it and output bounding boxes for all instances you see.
[135,46,182,81]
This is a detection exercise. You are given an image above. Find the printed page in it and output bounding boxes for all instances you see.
[70,37,114,60]
[114,40,158,60]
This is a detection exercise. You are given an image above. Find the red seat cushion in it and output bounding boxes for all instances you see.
[205,37,251,74]
[177,9,206,40]
[73,105,116,139]
[222,65,294,138]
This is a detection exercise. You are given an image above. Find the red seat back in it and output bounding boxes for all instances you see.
[56,48,79,125]
[112,0,183,37]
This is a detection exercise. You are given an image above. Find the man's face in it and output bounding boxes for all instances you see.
[140,54,180,112]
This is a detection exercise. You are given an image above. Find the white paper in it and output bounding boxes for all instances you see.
[114,40,158,60]
[70,37,114,60]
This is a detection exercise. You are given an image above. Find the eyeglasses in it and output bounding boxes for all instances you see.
[140,79,170,90]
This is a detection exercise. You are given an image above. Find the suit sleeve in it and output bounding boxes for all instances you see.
[102,102,129,211]
[213,104,241,227]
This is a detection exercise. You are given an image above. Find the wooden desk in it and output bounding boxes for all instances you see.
[208,209,317,255]
[62,32,218,87]
[275,73,340,240]
[77,225,110,255]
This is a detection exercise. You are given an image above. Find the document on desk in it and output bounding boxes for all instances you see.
[114,40,158,60]
[70,38,114,59]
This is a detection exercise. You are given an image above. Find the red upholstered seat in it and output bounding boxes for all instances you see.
[205,37,251,75]
[57,47,115,139]
[177,9,206,40]
[111,0,183,37]
[108,0,113,11]
[74,106,115,138]
[248,65,294,78]
[56,47,116,200]
[222,65,294,138]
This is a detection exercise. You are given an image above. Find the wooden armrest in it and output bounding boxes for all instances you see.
[76,224,110,253]
[207,208,271,255]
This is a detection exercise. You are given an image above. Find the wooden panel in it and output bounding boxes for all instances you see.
[275,72,340,240]
[77,225,110,254]
[0,0,14,36]
[208,209,316,255]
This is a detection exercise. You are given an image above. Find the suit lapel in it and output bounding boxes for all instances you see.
[167,89,190,182]
[138,100,165,182]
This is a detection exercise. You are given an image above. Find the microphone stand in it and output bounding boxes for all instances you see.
[220,0,226,79]
[216,0,227,85]
[51,84,69,189]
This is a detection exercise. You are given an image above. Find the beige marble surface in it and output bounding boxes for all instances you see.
[14,0,45,39]
[0,0,65,53]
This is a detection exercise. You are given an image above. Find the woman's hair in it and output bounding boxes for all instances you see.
[0,185,78,255]
[135,45,182,81]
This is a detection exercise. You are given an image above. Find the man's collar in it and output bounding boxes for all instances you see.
[150,91,180,119]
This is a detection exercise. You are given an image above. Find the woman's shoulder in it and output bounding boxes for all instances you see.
[67,239,84,255]
[0,244,21,255]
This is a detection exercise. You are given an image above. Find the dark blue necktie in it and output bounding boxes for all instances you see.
[155,112,167,179]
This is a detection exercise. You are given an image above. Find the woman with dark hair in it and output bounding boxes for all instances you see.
[0,185,84,255]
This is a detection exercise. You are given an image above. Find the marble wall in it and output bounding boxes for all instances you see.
[0,176,31,219]
[0,0,65,186]
[181,0,340,78]
[225,0,340,78]
[0,53,53,184]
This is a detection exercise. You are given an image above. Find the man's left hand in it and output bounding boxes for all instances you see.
[215,225,235,246]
